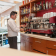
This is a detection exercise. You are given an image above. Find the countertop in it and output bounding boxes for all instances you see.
[0,47,52,56]
[20,32,56,42]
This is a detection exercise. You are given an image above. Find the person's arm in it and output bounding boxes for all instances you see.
[8,20,20,33]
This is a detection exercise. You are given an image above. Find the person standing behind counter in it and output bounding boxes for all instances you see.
[7,11,20,49]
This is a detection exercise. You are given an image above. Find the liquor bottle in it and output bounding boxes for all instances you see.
[43,1,46,10]
[21,17,22,23]
[29,7,30,13]
[46,1,48,9]
[24,7,26,14]
[26,6,28,13]
[34,3,36,11]
[24,16,26,23]
[37,4,39,11]
[39,2,42,10]
[49,2,52,9]
[54,0,56,7]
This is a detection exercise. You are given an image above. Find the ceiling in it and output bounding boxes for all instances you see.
[0,0,22,13]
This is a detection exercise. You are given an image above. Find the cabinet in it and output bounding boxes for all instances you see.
[47,40,56,50]
[46,40,56,55]
[32,38,47,53]
[20,33,56,55]
[20,34,33,52]
[20,39,26,51]
[47,49,56,55]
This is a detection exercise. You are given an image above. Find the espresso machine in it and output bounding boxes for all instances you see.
[31,17,54,35]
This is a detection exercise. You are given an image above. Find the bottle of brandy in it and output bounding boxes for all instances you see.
[43,1,46,10]
[54,0,56,7]
[39,2,42,10]
[46,1,48,9]
[34,3,36,11]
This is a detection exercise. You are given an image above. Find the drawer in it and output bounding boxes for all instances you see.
[47,40,56,50]
[47,48,56,55]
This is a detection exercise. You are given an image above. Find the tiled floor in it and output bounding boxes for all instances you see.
[2,43,21,50]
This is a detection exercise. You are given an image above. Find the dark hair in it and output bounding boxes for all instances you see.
[10,11,17,17]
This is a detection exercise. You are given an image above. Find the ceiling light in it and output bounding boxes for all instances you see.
[0,1,16,6]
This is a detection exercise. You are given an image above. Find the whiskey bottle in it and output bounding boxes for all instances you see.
[46,1,48,9]
[43,1,46,10]
[37,4,39,11]
[54,0,56,7]
[34,3,36,11]
[39,2,42,10]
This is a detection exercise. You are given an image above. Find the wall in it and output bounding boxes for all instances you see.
[37,0,55,17]
[0,2,22,27]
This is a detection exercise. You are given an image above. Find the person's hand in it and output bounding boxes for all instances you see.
[20,28,24,32]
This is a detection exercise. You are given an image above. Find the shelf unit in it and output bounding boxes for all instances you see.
[19,0,45,25]
[19,0,56,32]
[0,32,8,46]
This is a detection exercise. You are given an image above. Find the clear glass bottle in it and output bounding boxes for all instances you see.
[46,1,49,9]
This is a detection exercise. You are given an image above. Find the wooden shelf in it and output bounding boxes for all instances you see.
[19,2,30,8]
[31,0,43,3]
[21,12,30,16]
[31,7,56,13]
[21,22,27,24]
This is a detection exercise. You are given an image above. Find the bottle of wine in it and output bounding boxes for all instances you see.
[39,2,42,10]
[43,1,46,10]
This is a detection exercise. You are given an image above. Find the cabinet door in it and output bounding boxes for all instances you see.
[20,40,26,51]
[25,41,30,51]
[29,43,33,52]
[32,38,40,51]
[47,49,56,55]
[40,39,47,53]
